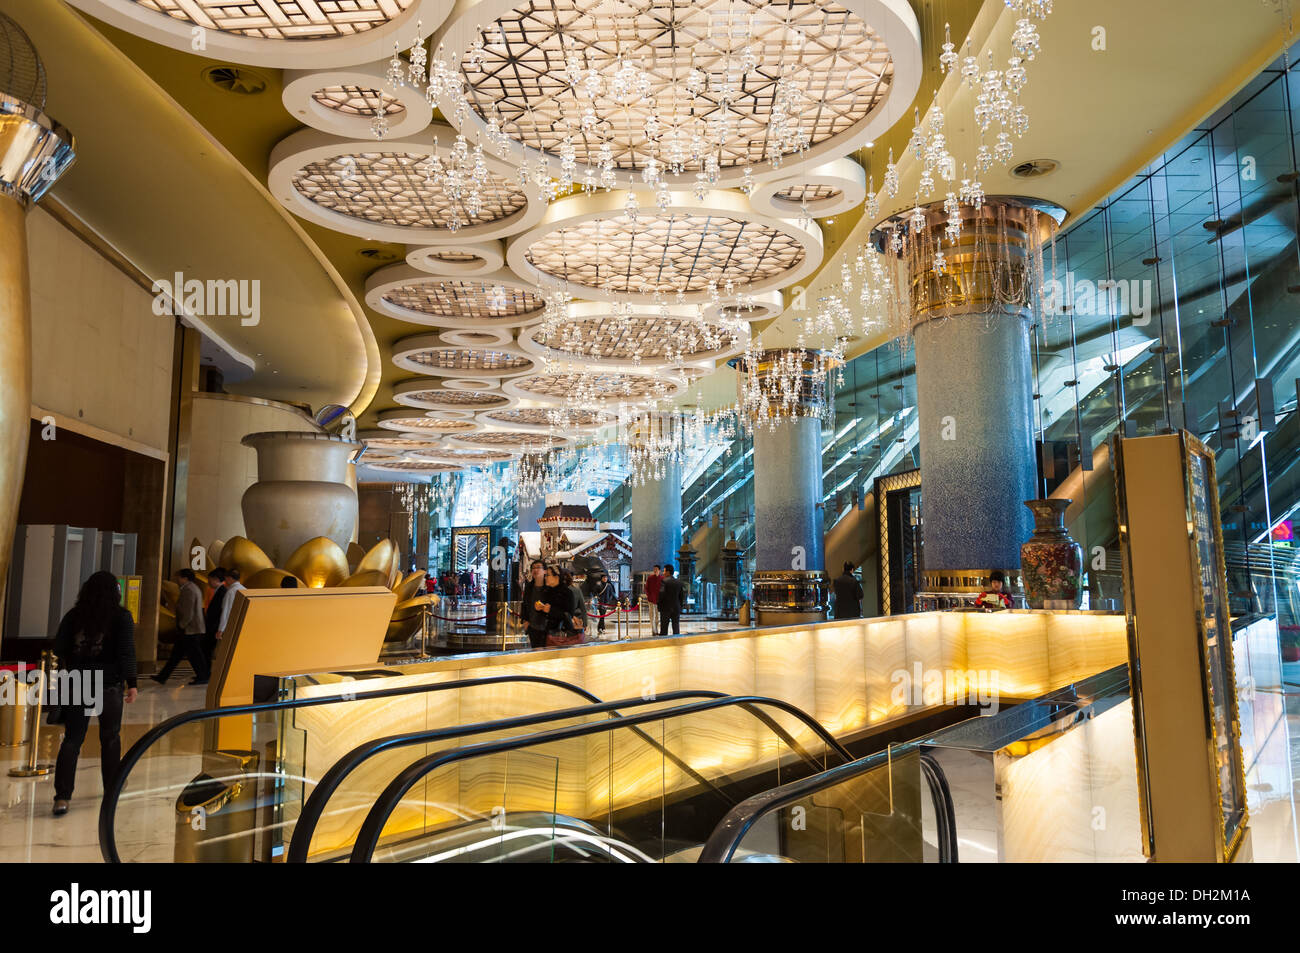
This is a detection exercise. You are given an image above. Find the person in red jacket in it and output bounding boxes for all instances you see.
[974,570,1013,611]
[643,565,663,636]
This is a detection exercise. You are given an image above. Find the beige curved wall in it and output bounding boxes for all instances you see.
[184,393,323,554]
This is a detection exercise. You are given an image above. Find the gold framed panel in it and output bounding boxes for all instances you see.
[874,467,921,617]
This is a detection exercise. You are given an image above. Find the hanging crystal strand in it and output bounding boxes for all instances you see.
[386,41,405,92]
[408,20,427,88]
[939,22,958,73]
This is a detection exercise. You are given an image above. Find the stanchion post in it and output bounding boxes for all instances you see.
[10,651,54,778]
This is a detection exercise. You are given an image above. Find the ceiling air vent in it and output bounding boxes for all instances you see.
[1011,158,1059,179]
[201,66,268,96]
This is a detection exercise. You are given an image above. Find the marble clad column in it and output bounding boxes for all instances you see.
[0,51,76,627]
[746,349,831,625]
[631,456,682,574]
[901,198,1060,598]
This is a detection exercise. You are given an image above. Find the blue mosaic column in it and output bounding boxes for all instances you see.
[903,198,1058,598]
[631,456,682,574]
[753,417,825,573]
[746,349,832,624]
[913,310,1037,585]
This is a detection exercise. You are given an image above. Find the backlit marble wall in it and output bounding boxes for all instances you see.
[275,610,1128,858]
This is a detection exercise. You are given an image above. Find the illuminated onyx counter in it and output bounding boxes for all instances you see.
[265,610,1127,859]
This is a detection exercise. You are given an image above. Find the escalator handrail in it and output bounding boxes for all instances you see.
[286,689,850,862]
[695,741,911,863]
[919,751,959,863]
[696,663,1133,863]
[348,694,852,863]
[101,673,610,863]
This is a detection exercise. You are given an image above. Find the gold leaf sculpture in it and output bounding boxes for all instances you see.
[340,569,391,587]
[393,570,427,603]
[243,568,306,590]
[346,541,366,574]
[357,540,399,581]
[284,537,349,588]
[218,536,273,578]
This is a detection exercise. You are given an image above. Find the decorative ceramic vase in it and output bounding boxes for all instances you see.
[1020,499,1084,610]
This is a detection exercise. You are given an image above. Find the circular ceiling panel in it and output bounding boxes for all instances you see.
[409,446,515,466]
[501,369,685,407]
[392,379,516,411]
[406,239,505,277]
[507,189,822,305]
[269,127,544,243]
[750,157,867,219]
[377,410,482,435]
[702,290,785,323]
[358,430,443,453]
[391,333,537,377]
[283,62,433,139]
[433,0,921,189]
[477,406,615,433]
[365,263,545,328]
[366,459,464,475]
[66,0,454,69]
[517,301,748,370]
[447,430,571,453]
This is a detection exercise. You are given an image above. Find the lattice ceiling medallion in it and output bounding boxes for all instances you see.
[66,0,453,68]
[283,62,433,139]
[365,262,544,328]
[357,430,442,450]
[391,333,537,377]
[447,429,571,453]
[392,378,516,411]
[268,126,544,243]
[477,406,615,433]
[502,369,685,408]
[409,446,514,466]
[507,188,822,305]
[517,301,748,371]
[430,0,921,193]
[377,410,482,434]
[702,289,785,323]
[366,458,465,474]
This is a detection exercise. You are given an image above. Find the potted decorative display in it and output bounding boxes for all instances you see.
[1020,499,1084,609]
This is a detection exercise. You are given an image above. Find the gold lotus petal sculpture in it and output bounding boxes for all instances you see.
[218,536,274,578]
[357,539,399,581]
[385,593,438,643]
[346,541,366,574]
[284,536,349,588]
[393,570,427,603]
[160,579,180,610]
[340,569,391,588]
[243,568,306,590]
[207,539,226,573]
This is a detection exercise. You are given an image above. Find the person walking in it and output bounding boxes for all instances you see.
[567,569,589,639]
[644,564,662,635]
[521,559,549,649]
[657,563,685,637]
[202,567,226,669]
[832,562,864,620]
[535,566,583,646]
[214,568,245,645]
[50,571,138,816]
[152,569,210,685]
[593,571,617,638]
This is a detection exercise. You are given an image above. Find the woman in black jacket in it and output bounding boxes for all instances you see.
[520,560,548,648]
[539,567,583,645]
[51,571,138,816]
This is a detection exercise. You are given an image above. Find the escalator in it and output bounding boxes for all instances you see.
[101,659,1130,864]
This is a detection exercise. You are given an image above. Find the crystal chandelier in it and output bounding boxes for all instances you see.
[737,343,837,433]
[863,2,1054,260]
[376,7,823,225]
